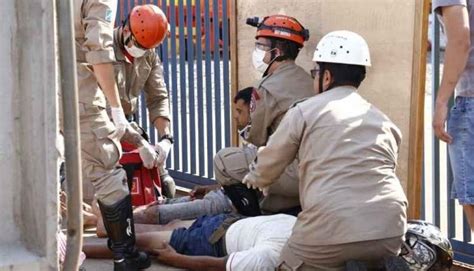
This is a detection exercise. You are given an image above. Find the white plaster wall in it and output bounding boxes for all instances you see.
[0,0,21,247]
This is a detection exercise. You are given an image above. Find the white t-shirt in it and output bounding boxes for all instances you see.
[224,214,296,271]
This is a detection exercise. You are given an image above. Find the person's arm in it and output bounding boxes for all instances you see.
[84,231,173,259]
[246,87,275,147]
[243,106,303,189]
[82,0,121,108]
[143,53,172,136]
[142,54,173,164]
[153,243,226,271]
[93,63,122,108]
[433,4,471,143]
[81,0,130,140]
[154,117,171,138]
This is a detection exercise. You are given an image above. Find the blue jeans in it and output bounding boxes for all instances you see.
[169,214,230,257]
[448,97,474,204]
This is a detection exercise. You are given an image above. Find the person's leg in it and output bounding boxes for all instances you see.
[96,211,195,237]
[447,97,474,231]
[84,231,174,259]
[213,146,256,186]
[279,236,403,270]
[80,103,149,270]
[135,190,234,225]
[213,147,262,216]
[463,205,474,230]
[169,214,230,256]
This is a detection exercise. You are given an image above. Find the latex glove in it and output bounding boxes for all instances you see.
[138,139,158,169]
[110,107,129,140]
[155,139,172,165]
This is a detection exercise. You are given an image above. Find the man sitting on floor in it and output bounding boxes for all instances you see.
[93,87,261,237]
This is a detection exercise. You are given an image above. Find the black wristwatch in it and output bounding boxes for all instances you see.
[160,134,174,144]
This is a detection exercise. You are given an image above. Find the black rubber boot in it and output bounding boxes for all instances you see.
[159,168,176,198]
[98,195,151,271]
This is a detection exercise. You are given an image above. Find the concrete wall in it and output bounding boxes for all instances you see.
[236,0,417,190]
[0,0,21,249]
[0,0,59,270]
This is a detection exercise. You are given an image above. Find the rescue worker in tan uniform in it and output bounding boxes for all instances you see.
[243,31,408,270]
[213,15,313,215]
[73,0,155,269]
[113,4,176,198]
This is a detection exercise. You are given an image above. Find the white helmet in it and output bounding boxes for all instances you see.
[312,30,371,67]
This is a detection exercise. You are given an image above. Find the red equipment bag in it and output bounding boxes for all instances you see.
[120,142,162,206]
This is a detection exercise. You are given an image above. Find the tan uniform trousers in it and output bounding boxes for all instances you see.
[213,146,300,213]
[80,103,129,205]
[278,236,404,271]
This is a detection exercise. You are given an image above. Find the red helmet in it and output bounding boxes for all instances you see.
[247,15,309,47]
[129,5,168,49]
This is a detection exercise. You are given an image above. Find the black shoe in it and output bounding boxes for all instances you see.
[160,173,176,198]
[113,250,151,271]
[99,195,151,271]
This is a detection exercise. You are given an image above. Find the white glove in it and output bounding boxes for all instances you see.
[138,139,158,169]
[155,139,172,165]
[110,107,129,140]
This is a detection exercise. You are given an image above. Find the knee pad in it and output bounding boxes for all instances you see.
[213,147,251,185]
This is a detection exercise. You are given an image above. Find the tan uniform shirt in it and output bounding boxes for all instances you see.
[247,86,407,252]
[113,30,170,122]
[247,61,314,147]
[74,0,117,107]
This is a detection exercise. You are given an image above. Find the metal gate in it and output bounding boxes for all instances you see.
[424,13,474,264]
[117,0,232,188]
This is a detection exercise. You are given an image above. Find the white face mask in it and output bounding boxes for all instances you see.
[125,43,146,58]
[252,48,269,73]
[238,124,252,140]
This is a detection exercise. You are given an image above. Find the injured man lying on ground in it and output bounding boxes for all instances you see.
[84,213,296,271]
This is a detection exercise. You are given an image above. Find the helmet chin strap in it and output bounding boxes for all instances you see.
[262,48,279,77]
[262,40,287,77]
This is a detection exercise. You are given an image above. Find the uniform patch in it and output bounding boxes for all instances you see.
[105,8,113,23]
[250,88,260,113]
